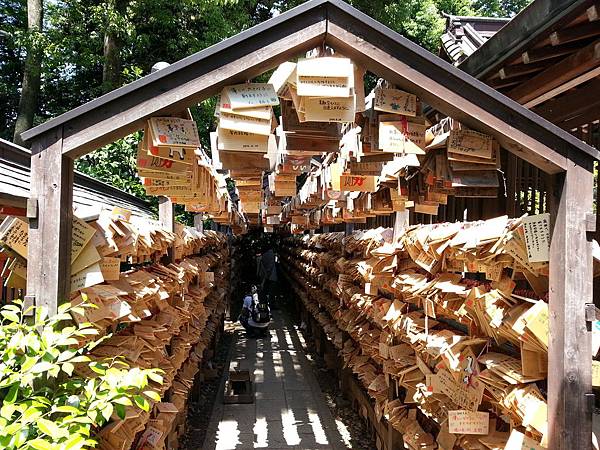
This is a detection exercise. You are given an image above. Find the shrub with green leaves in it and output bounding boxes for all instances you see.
[0,300,163,450]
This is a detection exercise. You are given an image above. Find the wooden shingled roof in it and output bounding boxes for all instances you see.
[0,138,155,218]
[21,0,599,173]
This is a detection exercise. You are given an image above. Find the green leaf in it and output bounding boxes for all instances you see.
[89,363,106,375]
[69,355,91,363]
[112,396,132,406]
[54,405,80,414]
[62,362,75,376]
[21,356,39,372]
[147,372,164,385]
[37,418,64,439]
[101,403,113,422]
[1,311,19,323]
[133,395,150,412]
[0,403,16,420]
[28,439,53,450]
[64,435,85,450]
[114,403,126,420]
[4,384,18,404]
[35,306,48,323]
[31,361,54,374]
[143,390,161,402]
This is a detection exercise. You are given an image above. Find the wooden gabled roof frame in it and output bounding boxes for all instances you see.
[20,1,597,448]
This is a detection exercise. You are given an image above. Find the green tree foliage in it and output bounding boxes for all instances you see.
[1,0,532,198]
[472,0,531,17]
[0,299,163,450]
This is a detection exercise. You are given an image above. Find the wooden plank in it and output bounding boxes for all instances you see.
[509,39,600,105]
[550,21,600,46]
[533,78,600,122]
[57,19,327,157]
[498,60,554,79]
[559,103,600,130]
[548,162,593,450]
[523,42,584,64]
[26,126,73,315]
[325,21,570,174]
[159,196,175,263]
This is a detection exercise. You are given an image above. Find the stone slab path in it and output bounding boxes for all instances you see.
[202,311,350,450]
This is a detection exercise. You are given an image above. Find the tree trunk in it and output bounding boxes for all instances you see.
[102,0,127,93]
[13,0,43,147]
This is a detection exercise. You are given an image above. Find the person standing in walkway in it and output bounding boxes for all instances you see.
[258,248,278,306]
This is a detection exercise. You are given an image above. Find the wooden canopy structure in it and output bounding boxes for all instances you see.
[455,0,600,132]
[20,0,598,447]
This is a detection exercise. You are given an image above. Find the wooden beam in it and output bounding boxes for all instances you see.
[159,196,175,263]
[550,21,600,46]
[548,160,593,450]
[533,78,600,122]
[588,4,600,21]
[325,22,569,174]
[559,103,600,130]
[193,214,204,232]
[59,19,327,158]
[498,59,554,79]
[509,39,600,105]
[26,126,73,315]
[523,42,585,64]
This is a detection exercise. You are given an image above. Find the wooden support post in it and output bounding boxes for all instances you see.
[159,196,175,263]
[392,210,409,242]
[26,127,74,315]
[548,161,594,450]
[344,222,354,236]
[193,214,204,232]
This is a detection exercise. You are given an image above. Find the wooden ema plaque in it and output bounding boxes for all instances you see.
[303,97,355,123]
[137,146,191,174]
[448,129,494,160]
[219,111,272,136]
[145,128,195,164]
[339,174,377,192]
[373,87,417,116]
[283,134,340,153]
[217,149,271,170]
[222,83,279,109]
[296,57,352,98]
[148,117,200,148]
[281,100,340,137]
[217,127,269,153]
[379,119,426,154]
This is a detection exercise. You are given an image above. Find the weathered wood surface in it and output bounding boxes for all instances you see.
[55,20,326,158]
[159,195,175,264]
[26,126,73,315]
[548,161,594,450]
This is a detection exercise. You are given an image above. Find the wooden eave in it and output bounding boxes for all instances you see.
[20,0,598,173]
[458,0,595,78]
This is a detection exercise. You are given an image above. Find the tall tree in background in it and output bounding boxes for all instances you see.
[102,0,128,92]
[12,0,42,146]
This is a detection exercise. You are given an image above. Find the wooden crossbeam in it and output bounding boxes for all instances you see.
[560,103,600,130]
[550,21,600,46]
[588,3,600,21]
[523,41,584,64]
[533,78,600,122]
[59,19,327,158]
[509,39,600,105]
[498,59,554,79]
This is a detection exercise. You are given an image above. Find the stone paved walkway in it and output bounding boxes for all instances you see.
[202,311,349,450]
